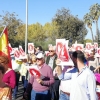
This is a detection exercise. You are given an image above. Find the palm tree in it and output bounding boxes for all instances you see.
[83,13,94,43]
[89,3,100,43]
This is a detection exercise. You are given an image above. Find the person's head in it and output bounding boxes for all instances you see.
[31,54,37,64]
[35,46,43,55]
[89,49,95,58]
[22,59,27,63]
[91,49,95,55]
[71,50,87,67]
[49,46,56,57]
[89,52,94,58]
[36,46,43,52]
[0,55,9,70]
[76,50,87,66]
[71,51,78,66]
[36,53,45,66]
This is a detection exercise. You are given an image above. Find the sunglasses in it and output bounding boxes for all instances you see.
[49,50,54,52]
[36,58,42,60]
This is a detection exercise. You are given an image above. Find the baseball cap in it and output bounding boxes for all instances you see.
[36,53,44,58]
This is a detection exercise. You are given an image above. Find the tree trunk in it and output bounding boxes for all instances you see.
[96,20,99,42]
[90,28,94,44]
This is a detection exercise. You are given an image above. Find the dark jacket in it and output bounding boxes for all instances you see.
[46,54,57,70]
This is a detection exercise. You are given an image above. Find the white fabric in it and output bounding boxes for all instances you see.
[88,57,99,68]
[70,79,90,100]
[11,59,21,72]
[60,80,71,93]
[70,67,97,100]
[36,53,44,58]
[19,63,27,76]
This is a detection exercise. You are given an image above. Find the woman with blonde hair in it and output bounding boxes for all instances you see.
[0,55,16,100]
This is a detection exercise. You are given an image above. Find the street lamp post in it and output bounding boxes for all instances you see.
[25,0,28,54]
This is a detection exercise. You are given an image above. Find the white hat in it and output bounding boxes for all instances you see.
[36,53,44,58]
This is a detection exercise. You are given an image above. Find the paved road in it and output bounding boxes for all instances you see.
[12,81,24,100]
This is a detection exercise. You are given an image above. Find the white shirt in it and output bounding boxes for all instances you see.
[60,79,71,93]
[70,67,97,100]
[58,67,78,93]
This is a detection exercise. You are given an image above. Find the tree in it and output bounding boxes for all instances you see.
[43,21,58,42]
[15,24,25,47]
[0,11,23,47]
[89,3,100,43]
[83,13,94,43]
[84,39,92,44]
[28,23,46,44]
[52,8,87,44]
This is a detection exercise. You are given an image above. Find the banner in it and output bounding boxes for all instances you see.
[28,43,34,54]
[26,65,43,78]
[85,43,92,50]
[94,42,98,49]
[74,44,84,51]
[56,39,74,66]
[0,27,12,68]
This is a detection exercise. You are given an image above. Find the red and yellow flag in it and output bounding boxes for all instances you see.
[0,27,12,68]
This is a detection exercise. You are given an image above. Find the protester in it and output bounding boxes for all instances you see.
[46,45,60,100]
[94,66,100,73]
[70,50,97,100]
[0,55,16,100]
[19,58,29,100]
[12,58,22,99]
[55,50,97,100]
[23,54,37,100]
[35,46,44,55]
[55,52,78,100]
[93,66,100,87]
[25,53,55,100]
[0,64,7,99]
[88,49,99,72]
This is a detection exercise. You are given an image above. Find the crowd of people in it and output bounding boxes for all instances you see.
[0,45,100,100]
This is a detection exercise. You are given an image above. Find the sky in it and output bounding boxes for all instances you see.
[0,0,100,40]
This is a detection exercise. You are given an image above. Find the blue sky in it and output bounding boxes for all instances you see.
[0,0,100,40]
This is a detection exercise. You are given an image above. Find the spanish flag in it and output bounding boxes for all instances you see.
[0,26,12,68]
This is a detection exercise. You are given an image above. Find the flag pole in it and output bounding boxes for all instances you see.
[25,0,28,54]
[0,25,6,37]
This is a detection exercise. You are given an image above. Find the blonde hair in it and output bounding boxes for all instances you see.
[31,55,37,62]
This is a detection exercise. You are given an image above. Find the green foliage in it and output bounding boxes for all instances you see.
[84,39,92,44]
[28,22,56,50]
[43,21,59,41]
[0,26,4,34]
[28,23,46,43]
[0,11,23,47]
[53,8,87,44]
[90,3,100,21]
[83,3,100,44]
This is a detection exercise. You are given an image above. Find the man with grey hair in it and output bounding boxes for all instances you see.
[46,46,60,100]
